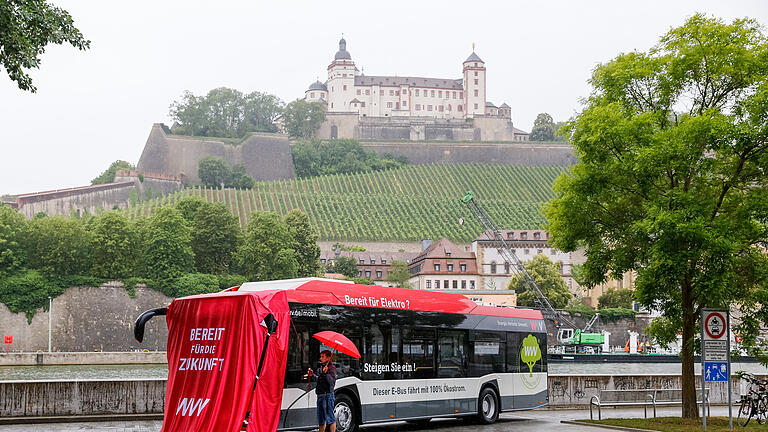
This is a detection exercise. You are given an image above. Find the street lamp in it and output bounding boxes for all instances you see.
[48,296,52,353]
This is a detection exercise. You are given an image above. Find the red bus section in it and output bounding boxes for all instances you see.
[235,278,544,320]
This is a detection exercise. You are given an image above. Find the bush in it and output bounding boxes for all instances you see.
[26,216,92,276]
[169,273,220,298]
[217,274,247,290]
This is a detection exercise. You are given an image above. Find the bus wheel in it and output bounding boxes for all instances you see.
[477,387,499,424]
[334,394,358,432]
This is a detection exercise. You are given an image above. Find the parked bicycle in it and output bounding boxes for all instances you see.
[737,372,768,426]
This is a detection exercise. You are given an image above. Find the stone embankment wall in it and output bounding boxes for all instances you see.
[0,283,171,352]
[361,140,576,166]
[136,124,295,184]
[0,374,747,418]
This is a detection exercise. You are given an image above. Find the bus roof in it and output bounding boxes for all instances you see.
[237,278,543,320]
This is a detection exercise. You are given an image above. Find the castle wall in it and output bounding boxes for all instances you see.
[136,124,295,183]
[360,140,577,166]
[15,182,136,219]
[0,283,170,353]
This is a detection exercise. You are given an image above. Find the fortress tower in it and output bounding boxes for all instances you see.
[326,38,357,112]
[463,51,486,117]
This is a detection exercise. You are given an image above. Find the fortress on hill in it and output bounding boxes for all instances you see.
[303,39,530,142]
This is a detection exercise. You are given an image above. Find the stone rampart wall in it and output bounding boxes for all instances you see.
[0,283,171,353]
[136,124,295,183]
[360,141,576,166]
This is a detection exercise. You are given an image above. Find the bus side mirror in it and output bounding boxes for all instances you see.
[134,307,168,343]
[262,313,278,333]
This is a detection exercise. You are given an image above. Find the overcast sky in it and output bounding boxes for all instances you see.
[1,0,766,196]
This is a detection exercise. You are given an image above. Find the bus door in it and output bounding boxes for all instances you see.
[281,322,314,429]
[398,328,436,419]
[436,330,467,416]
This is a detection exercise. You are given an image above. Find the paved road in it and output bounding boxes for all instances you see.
[0,406,732,432]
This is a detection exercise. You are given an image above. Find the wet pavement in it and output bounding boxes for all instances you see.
[0,406,732,431]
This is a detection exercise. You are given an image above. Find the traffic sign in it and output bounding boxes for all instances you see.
[703,311,726,340]
[704,361,728,382]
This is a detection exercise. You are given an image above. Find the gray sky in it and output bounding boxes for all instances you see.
[1,0,766,196]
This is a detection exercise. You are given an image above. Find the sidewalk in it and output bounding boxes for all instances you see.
[0,406,734,431]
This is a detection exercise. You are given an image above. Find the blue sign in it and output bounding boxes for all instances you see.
[705,361,729,382]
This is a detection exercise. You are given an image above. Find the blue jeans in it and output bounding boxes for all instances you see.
[317,393,336,425]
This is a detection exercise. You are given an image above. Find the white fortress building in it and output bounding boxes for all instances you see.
[303,39,527,141]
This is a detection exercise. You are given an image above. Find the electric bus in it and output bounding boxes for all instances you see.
[236,278,548,431]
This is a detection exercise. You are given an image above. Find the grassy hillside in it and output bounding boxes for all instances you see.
[127,164,564,243]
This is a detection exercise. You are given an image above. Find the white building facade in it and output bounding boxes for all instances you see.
[305,38,510,120]
[472,230,579,296]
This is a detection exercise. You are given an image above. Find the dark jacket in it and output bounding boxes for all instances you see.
[316,361,337,395]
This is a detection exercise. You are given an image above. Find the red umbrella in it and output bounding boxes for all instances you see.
[313,331,361,359]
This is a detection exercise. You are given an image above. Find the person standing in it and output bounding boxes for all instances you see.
[309,350,337,432]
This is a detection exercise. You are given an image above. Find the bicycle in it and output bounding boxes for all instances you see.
[736,372,768,426]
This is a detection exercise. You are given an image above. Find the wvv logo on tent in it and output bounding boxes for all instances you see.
[176,398,211,416]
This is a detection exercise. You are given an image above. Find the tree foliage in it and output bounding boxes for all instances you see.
[198,156,255,189]
[0,204,27,275]
[26,215,91,276]
[141,207,194,281]
[0,0,90,92]
[598,288,634,309]
[545,14,768,418]
[190,202,240,275]
[292,138,407,178]
[282,99,326,139]
[529,113,556,141]
[387,260,411,288]
[91,160,135,185]
[509,254,571,309]
[327,256,358,278]
[170,87,284,138]
[284,210,322,277]
[235,212,298,281]
[89,211,137,279]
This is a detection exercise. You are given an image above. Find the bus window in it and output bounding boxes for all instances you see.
[402,328,435,379]
[318,325,361,380]
[362,324,399,380]
[469,331,505,376]
[506,333,520,373]
[438,330,466,378]
[286,322,312,386]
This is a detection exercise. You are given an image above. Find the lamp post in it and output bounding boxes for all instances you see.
[48,296,52,353]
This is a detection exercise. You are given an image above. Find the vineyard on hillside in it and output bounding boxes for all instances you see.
[126,164,565,243]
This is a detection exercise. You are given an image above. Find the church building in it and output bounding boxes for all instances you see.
[304,38,511,120]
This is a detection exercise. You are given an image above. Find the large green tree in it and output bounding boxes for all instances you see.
[198,156,230,188]
[0,204,27,275]
[282,100,326,139]
[327,256,358,279]
[292,138,407,178]
[169,88,283,138]
[235,212,298,281]
[0,0,90,92]
[89,211,137,279]
[191,202,241,275]
[545,14,768,418]
[142,207,194,281]
[529,113,556,141]
[386,260,411,288]
[508,254,571,309]
[283,210,322,277]
[26,216,91,276]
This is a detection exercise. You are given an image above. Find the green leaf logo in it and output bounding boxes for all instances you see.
[521,334,541,377]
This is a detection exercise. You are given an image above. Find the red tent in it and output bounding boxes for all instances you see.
[160,289,290,432]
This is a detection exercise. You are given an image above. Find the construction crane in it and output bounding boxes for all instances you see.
[460,190,605,348]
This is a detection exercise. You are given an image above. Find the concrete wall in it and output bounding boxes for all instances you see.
[361,140,576,166]
[0,374,745,418]
[137,124,295,183]
[0,283,171,353]
[0,379,165,417]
